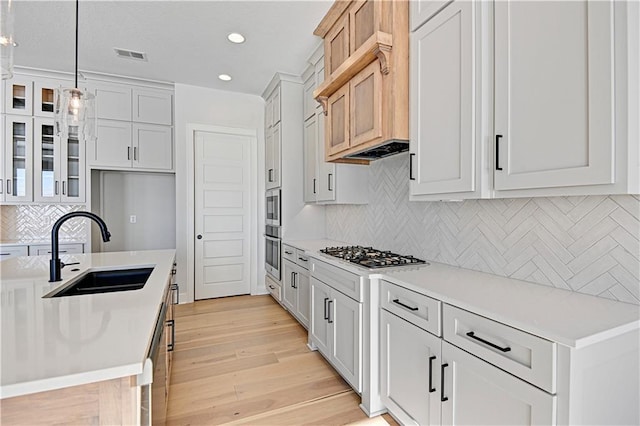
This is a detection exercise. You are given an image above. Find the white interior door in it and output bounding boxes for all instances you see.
[194,130,251,300]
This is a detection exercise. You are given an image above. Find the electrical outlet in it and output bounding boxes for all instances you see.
[129,215,137,224]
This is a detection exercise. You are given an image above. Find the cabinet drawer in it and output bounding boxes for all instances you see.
[381,280,441,337]
[29,243,84,256]
[443,304,556,393]
[266,275,282,303]
[296,252,310,270]
[0,245,28,261]
[282,244,296,263]
[311,258,362,302]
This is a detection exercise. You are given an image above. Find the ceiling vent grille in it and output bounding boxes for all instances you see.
[114,48,147,61]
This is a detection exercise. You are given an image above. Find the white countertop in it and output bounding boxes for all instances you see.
[0,249,176,399]
[285,239,640,349]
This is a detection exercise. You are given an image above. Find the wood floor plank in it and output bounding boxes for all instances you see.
[167,295,384,426]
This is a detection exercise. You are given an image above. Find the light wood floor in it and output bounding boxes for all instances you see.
[166,295,397,426]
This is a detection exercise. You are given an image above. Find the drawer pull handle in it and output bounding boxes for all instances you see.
[441,363,449,402]
[392,299,418,311]
[284,250,293,255]
[428,355,436,393]
[298,257,308,262]
[269,285,275,290]
[466,331,511,352]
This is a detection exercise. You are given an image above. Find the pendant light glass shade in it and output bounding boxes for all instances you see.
[55,87,95,140]
[1,0,16,80]
[54,0,96,141]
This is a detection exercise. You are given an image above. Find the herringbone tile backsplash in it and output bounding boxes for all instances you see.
[326,154,640,304]
[0,205,87,242]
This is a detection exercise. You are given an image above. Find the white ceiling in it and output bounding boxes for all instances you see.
[12,0,332,96]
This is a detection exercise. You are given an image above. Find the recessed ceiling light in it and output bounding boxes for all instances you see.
[227,33,245,44]
[218,74,232,81]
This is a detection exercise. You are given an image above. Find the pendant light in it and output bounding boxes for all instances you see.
[54,0,95,140]
[1,0,17,79]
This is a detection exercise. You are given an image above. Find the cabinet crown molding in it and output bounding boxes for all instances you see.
[261,72,303,100]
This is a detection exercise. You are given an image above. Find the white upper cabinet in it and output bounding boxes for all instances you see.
[4,115,33,203]
[302,46,368,205]
[494,0,615,192]
[410,1,479,200]
[33,117,87,203]
[92,121,133,169]
[132,88,173,125]
[4,77,33,116]
[409,0,638,199]
[92,83,133,121]
[133,123,173,170]
[88,80,174,172]
[410,0,453,31]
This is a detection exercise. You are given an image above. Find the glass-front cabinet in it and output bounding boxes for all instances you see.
[33,118,85,203]
[4,115,33,203]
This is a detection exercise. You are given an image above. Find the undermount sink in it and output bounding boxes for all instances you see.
[46,267,154,298]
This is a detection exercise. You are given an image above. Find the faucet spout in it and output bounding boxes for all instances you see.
[50,212,111,282]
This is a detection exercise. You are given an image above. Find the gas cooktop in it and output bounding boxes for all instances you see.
[320,246,427,269]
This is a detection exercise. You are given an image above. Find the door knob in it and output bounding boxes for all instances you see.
[197,235,203,240]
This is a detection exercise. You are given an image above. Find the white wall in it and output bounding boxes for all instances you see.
[174,84,265,303]
[326,154,640,305]
[99,171,176,252]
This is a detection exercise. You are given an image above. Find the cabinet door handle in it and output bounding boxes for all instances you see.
[7,179,11,194]
[441,363,449,402]
[313,178,316,194]
[171,283,179,304]
[328,173,333,191]
[466,331,511,352]
[495,135,503,171]
[327,300,333,324]
[323,297,329,320]
[127,146,131,160]
[0,179,3,194]
[268,169,273,182]
[55,181,59,195]
[269,285,275,290]
[134,146,138,161]
[392,298,418,311]
[428,355,436,393]
[409,153,415,181]
[62,181,66,195]
[167,319,175,352]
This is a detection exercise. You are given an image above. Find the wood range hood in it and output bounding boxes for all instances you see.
[313,0,410,164]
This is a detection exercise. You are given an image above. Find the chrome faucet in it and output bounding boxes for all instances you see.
[50,211,111,282]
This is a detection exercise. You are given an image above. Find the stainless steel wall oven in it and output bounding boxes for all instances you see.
[265,224,281,280]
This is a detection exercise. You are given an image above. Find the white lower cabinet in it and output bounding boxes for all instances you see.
[27,243,84,256]
[265,274,282,304]
[382,302,554,426]
[310,275,362,392]
[440,341,555,425]
[282,257,310,328]
[380,281,639,425]
[0,245,28,261]
[380,310,441,426]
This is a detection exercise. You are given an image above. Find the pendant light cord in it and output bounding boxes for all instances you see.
[75,0,79,89]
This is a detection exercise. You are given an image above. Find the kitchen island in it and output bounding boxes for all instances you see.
[0,249,176,424]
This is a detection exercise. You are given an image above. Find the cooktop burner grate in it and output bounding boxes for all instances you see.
[320,246,427,269]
